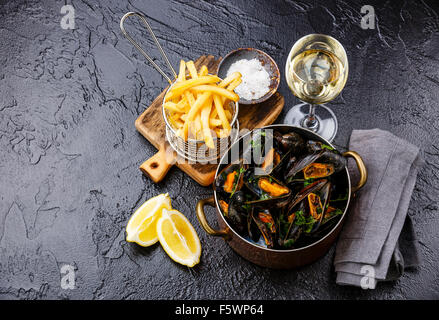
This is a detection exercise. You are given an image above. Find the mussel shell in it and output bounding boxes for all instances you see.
[286,179,328,213]
[244,170,291,208]
[308,181,332,234]
[306,209,342,239]
[318,149,347,173]
[306,140,324,153]
[258,147,291,177]
[285,150,325,183]
[242,129,274,166]
[247,207,260,242]
[274,131,305,154]
[279,201,305,248]
[252,209,276,248]
[214,162,246,195]
[279,224,302,248]
[227,191,248,233]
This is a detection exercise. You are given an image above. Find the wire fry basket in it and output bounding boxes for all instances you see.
[120,12,239,163]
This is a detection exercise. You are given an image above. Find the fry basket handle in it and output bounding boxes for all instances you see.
[120,12,177,84]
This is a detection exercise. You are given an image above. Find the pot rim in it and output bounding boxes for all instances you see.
[213,124,352,253]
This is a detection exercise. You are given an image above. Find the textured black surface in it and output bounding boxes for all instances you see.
[1,0,439,300]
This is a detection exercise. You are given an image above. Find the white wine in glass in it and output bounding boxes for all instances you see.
[285,34,348,142]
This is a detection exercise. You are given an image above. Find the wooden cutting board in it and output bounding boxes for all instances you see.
[135,55,284,186]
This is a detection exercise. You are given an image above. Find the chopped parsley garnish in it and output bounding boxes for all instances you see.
[321,144,334,150]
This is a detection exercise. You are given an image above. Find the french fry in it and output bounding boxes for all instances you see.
[164,101,184,113]
[220,78,243,104]
[165,76,220,100]
[191,85,239,102]
[210,107,218,119]
[201,98,214,149]
[185,91,196,107]
[209,118,222,127]
[177,60,186,82]
[198,65,208,77]
[213,94,231,132]
[219,72,241,88]
[189,113,199,138]
[167,112,181,129]
[183,92,212,140]
[215,128,229,138]
[176,97,189,111]
[225,109,232,121]
[175,119,184,128]
[186,61,198,79]
[227,78,242,92]
[195,113,202,138]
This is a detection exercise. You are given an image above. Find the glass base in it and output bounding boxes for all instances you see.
[284,103,338,142]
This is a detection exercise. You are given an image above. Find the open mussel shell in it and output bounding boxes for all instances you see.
[286,179,328,213]
[286,148,347,183]
[280,179,329,246]
[247,207,260,242]
[252,209,276,248]
[244,170,291,208]
[306,206,343,239]
[242,129,274,165]
[278,202,304,248]
[214,161,247,195]
[258,146,291,176]
[280,224,302,248]
[308,181,332,234]
[285,150,325,183]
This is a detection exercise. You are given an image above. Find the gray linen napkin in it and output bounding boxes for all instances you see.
[334,128,422,288]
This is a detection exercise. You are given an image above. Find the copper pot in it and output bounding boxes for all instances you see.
[196,124,367,269]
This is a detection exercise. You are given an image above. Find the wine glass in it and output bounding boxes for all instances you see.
[284,34,348,142]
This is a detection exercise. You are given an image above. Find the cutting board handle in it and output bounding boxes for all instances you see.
[139,147,172,183]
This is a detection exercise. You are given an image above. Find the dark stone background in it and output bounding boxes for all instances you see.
[0,0,438,300]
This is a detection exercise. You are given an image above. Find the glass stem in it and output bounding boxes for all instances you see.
[303,104,319,131]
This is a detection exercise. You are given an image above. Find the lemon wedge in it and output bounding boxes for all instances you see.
[126,193,172,247]
[156,209,201,267]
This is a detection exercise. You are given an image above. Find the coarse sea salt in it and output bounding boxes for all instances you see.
[226,58,271,100]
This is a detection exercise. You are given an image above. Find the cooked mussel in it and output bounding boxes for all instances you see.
[242,129,274,165]
[279,202,304,248]
[303,163,335,179]
[252,209,276,248]
[247,207,260,242]
[244,170,291,207]
[285,150,325,183]
[280,179,329,246]
[307,181,331,233]
[214,162,246,195]
[286,148,347,183]
[286,179,328,213]
[259,147,281,174]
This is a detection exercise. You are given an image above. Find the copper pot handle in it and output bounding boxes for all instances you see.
[343,151,368,193]
[196,196,229,238]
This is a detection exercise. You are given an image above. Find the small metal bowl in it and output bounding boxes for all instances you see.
[216,48,280,105]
